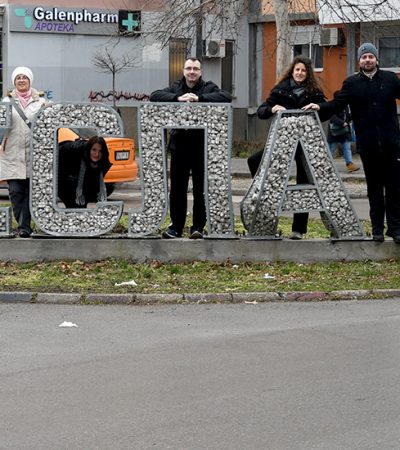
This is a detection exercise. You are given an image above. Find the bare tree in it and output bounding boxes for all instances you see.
[266,0,399,76]
[141,0,397,76]
[144,0,247,53]
[316,0,399,24]
[272,0,291,79]
[131,0,397,77]
[92,40,139,108]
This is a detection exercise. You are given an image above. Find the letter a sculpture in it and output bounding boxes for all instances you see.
[241,110,364,239]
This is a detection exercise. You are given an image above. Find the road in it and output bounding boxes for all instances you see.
[1,300,400,449]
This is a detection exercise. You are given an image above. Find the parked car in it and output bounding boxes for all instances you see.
[58,127,138,195]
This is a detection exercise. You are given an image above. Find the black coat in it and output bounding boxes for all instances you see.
[150,77,232,148]
[58,139,111,206]
[257,78,326,120]
[150,76,232,103]
[247,78,326,179]
[319,69,400,153]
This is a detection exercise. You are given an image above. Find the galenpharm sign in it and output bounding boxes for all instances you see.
[33,7,118,25]
[9,5,128,35]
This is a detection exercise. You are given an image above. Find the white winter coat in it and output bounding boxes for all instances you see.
[0,88,46,180]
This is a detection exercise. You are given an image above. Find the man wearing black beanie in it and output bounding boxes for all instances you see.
[304,42,400,243]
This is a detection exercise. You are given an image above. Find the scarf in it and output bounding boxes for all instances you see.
[15,89,32,109]
[75,159,108,206]
[290,79,305,98]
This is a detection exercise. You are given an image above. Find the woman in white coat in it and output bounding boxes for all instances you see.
[0,67,46,237]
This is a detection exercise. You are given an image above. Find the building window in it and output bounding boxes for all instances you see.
[291,25,324,70]
[169,39,189,84]
[293,44,324,70]
[221,40,235,95]
[379,37,400,69]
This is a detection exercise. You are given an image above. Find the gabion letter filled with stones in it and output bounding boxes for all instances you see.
[30,103,124,237]
[129,103,234,237]
[241,110,364,239]
[0,207,12,236]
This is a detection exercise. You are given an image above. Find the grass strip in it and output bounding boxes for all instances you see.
[1,259,399,295]
[1,215,395,295]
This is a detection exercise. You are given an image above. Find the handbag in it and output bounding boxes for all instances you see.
[329,122,348,137]
[1,98,32,150]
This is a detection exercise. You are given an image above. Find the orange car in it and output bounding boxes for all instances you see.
[58,128,138,195]
[0,129,138,196]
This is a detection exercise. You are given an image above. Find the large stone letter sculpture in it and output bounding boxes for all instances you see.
[30,104,123,237]
[241,110,364,239]
[128,103,234,238]
[0,103,12,237]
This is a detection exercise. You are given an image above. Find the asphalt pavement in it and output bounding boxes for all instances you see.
[2,300,400,450]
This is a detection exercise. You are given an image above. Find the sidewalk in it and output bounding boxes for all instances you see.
[119,155,365,194]
[230,154,364,180]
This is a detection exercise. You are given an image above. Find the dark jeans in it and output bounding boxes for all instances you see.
[169,133,206,234]
[360,149,400,236]
[7,179,32,234]
[292,150,309,234]
[247,147,309,234]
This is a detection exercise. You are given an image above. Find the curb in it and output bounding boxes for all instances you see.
[1,289,400,305]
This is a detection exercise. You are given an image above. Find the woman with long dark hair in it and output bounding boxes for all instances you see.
[248,56,326,240]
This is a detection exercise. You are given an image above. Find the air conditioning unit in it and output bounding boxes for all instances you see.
[320,28,343,46]
[203,39,226,58]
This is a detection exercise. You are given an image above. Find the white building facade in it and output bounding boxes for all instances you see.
[0,1,257,140]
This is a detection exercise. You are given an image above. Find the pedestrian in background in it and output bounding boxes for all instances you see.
[0,67,46,237]
[304,43,400,243]
[150,57,231,239]
[327,98,359,173]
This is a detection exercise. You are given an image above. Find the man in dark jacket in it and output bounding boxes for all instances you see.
[304,43,400,243]
[150,57,232,239]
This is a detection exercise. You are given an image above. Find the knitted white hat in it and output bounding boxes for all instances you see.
[12,66,33,85]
